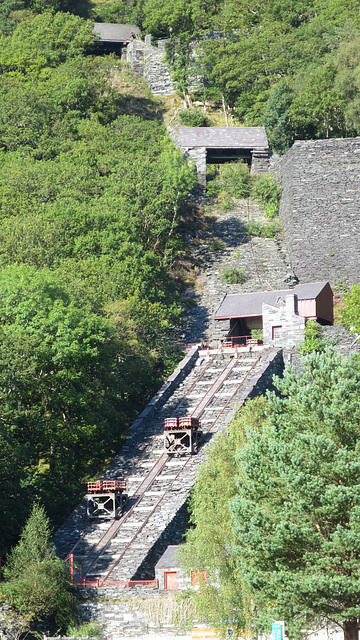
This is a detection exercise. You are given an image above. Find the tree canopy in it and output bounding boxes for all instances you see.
[0,10,197,555]
[129,0,360,151]
[184,349,360,640]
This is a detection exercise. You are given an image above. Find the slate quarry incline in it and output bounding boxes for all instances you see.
[53,346,277,584]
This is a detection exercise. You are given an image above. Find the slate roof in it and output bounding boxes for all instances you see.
[214,282,329,319]
[179,127,268,149]
[155,545,180,569]
[93,23,141,42]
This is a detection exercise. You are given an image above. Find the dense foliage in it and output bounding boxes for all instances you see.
[0,11,196,555]
[4,0,360,153]
[181,397,268,635]
[184,349,360,640]
[342,284,360,334]
[130,0,360,152]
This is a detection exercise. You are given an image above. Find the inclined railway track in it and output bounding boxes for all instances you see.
[65,350,261,583]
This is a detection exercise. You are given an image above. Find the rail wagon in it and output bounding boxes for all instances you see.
[164,416,203,454]
[86,479,128,519]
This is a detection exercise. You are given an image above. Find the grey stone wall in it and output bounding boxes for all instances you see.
[279,137,360,286]
[125,39,174,95]
[262,295,305,348]
[212,318,231,347]
[251,149,270,174]
[143,52,174,95]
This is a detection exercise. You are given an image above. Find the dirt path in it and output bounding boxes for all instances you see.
[183,198,293,344]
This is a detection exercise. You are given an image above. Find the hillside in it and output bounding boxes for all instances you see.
[0,13,198,556]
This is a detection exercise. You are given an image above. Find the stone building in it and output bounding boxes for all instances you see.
[92,23,141,55]
[212,281,333,348]
[278,137,360,286]
[155,545,190,590]
[179,126,270,186]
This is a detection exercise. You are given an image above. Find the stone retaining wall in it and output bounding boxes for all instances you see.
[279,137,360,286]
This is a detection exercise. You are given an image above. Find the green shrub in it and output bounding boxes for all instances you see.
[209,238,224,251]
[67,622,102,637]
[221,266,246,284]
[251,329,263,341]
[251,173,281,217]
[245,219,281,238]
[217,192,236,211]
[263,201,279,219]
[206,180,221,197]
[179,109,208,127]
[299,320,325,354]
[219,161,251,198]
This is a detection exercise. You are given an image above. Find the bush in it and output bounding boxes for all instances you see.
[251,173,281,217]
[245,219,281,238]
[209,238,224,251]
[299,320,326,354]
[251,329,263,341]
[221,266,246,284]
[217,192,236,211]
[178,109,208,127]
[67,622,101,637]
[219,161,251,198]
[206,180,221,197]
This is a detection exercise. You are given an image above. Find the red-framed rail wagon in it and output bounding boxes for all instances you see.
[164,417,203,454]
[86,479,128,519]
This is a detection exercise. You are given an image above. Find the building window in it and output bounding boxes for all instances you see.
[272,325,283,340]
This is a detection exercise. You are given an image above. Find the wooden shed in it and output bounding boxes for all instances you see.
[213,281,333,347]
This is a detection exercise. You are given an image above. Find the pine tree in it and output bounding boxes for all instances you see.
[231,348,360,640]
[2,504,77,632]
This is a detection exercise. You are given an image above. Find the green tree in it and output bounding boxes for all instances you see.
[231,349,360,640]
[181,397,268,635]
[1,503,77,631]
[184,349,360,638]
[0,10,93,76]
[334,35,360,132]
[289,63,347,139]
[342,284,360,333]
[0,265,130,531]
[263,80,295,153]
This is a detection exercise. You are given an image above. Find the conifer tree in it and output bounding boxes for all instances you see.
[232,349,360,640]
[2,504,77,632]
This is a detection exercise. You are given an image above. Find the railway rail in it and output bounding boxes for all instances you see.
[56,346,264,584]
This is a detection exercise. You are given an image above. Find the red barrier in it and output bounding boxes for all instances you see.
[77,578,158,589]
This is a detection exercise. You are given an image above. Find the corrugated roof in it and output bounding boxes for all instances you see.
[214,282,330,319]
[155,545,180,569]
[179,127,268,149]
[93,23,141,42]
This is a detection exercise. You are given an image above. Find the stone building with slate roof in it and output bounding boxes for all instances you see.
[213,281,333,348]
[179,126,270,185]
[93,23,141,55]
[155,545,189,590]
